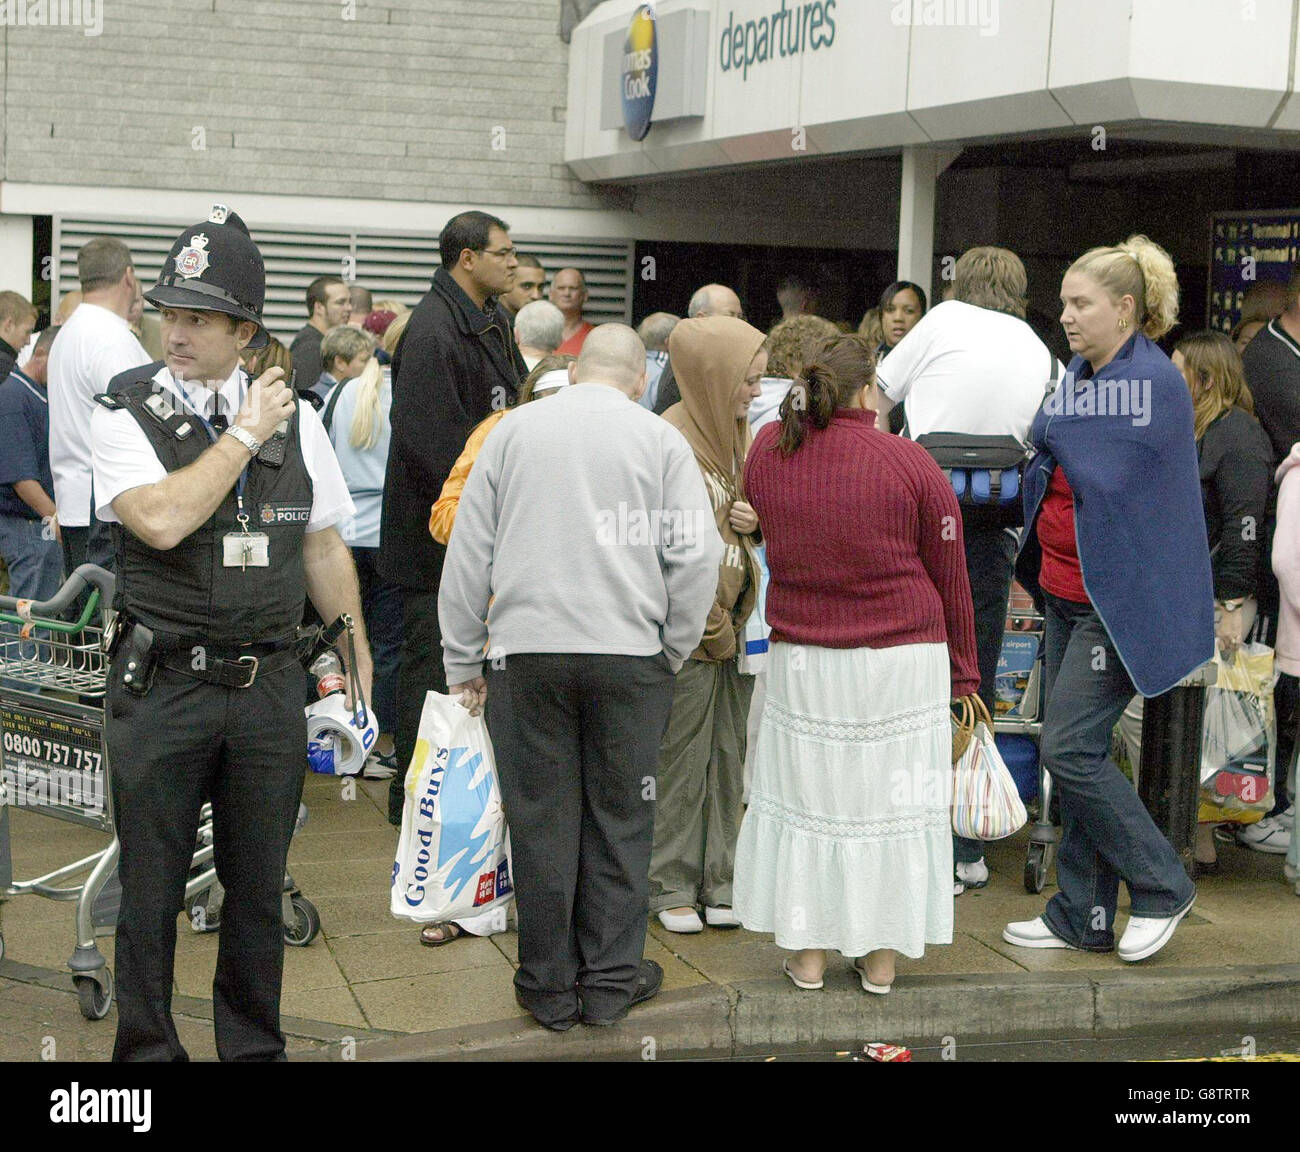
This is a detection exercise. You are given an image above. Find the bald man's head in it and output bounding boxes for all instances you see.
[54,291,82,325]
[550,267,589,321]
[686,283,742,320]
[573,323,647,399]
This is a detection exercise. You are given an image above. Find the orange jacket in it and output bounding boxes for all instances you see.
[429,408,510,545]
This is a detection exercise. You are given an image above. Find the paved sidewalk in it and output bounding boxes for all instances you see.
[2,770,1297,1060]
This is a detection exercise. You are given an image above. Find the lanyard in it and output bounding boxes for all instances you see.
[174,376,253,530]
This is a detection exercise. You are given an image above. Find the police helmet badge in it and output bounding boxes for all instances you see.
[174,233,211,280]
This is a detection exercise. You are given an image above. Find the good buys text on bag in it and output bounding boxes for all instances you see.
[391,693,512,923]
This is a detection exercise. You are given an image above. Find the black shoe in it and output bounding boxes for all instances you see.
[515,990,580,1032]
[580,960,664,1027]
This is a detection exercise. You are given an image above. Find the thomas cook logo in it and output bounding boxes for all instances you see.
[622,4,657,142]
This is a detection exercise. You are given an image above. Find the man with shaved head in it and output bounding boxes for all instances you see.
[440,322,722,1031]
[652,283,745,415]
[550,267,594,354]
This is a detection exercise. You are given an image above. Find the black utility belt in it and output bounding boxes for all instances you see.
[110,619,299,695]
[157,645,299,689]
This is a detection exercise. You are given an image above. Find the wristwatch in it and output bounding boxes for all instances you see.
[223,425,261,456]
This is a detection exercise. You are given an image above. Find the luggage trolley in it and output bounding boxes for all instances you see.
[0,565,121,1019]
[990,589,1055,893]
[0,565,322,1022]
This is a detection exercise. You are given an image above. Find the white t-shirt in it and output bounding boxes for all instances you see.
[875,300,1061,442]
[47,302,151,527]
[90,363,354,533]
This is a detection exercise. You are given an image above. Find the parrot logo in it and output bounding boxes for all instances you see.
[436,745,492,900]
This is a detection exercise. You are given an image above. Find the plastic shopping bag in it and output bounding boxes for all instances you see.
[737,545,770,676]
[390,692,513,924]
[952,720,1028,841]
[1199,643,1276,824]
[305,695,378,776]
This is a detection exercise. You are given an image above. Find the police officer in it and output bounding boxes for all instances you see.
[89,205,373,1062]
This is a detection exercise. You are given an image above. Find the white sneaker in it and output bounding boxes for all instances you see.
[704,906,741,929]
[657,908,704,933]
[953,880,965,896]
[1237,807,1294,855]
[1117,895,1195,963]
[1002,916,1079,950]
[362,751,398,780]
[956,858,989,889]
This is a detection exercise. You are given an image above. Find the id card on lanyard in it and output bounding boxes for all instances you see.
[176,377,268,571]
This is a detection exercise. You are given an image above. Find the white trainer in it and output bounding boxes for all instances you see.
[704,906,742,929]
[956,858,989,889]
[1117,895,1195,963]
[1002,916,1079,950]
[657,908,704,934]
[1236,807,1294,855]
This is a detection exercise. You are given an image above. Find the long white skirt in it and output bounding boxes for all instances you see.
[733,640,954,958]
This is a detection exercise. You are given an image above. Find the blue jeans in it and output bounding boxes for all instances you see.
[0,513,64,685]
[1040,593,1195,951]
[352,546,402,736]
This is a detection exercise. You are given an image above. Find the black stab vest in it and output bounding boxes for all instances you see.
[107,373,314,648]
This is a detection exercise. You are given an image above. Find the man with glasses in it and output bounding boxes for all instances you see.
[501,254,547,319]
[551,268,595,355]
[378,213,528,946]
[652,283,745,415]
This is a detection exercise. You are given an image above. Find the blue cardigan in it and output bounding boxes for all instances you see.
[1016,334,1214,697]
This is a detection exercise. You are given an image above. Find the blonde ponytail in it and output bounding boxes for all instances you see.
[1120,234,1179,339]
[348,356,386,451]
[1068,234,1179,340]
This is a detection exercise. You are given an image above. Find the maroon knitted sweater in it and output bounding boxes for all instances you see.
[744,409,980,697]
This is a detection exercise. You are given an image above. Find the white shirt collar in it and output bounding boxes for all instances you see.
[76,301,131,330]
[153,362,245,421]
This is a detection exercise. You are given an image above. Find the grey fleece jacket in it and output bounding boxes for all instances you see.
[439,382,724,686]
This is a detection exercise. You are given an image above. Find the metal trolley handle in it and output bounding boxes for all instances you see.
[0,564,116,632]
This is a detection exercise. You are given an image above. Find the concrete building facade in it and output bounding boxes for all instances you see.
[4,0,1300,342]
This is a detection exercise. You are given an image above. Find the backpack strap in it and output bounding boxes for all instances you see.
[321,380,348,436]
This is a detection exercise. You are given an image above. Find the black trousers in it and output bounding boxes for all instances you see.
[61,517,115,575]
[106,659,306,1061]
[485,652,675,1024]
[955,515,1018,864]
[391,589,445,824]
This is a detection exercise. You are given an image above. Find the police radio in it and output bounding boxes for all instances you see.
[250,367,290,468]
[257,420,290,468]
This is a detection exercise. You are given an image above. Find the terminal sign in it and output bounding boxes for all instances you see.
[622,4,658,141]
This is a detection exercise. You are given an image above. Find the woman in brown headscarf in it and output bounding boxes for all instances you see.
[649,315,766,934]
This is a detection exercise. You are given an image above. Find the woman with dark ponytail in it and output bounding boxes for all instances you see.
[734,333,979,993]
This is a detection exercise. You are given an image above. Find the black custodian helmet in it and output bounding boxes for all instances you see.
[145,203,268,349]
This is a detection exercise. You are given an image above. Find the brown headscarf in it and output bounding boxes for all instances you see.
[662,315,767,488]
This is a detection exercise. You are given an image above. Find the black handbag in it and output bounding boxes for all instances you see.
[915,351,1059,527]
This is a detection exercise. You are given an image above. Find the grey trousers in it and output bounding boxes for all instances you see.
[649,657,755,913]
